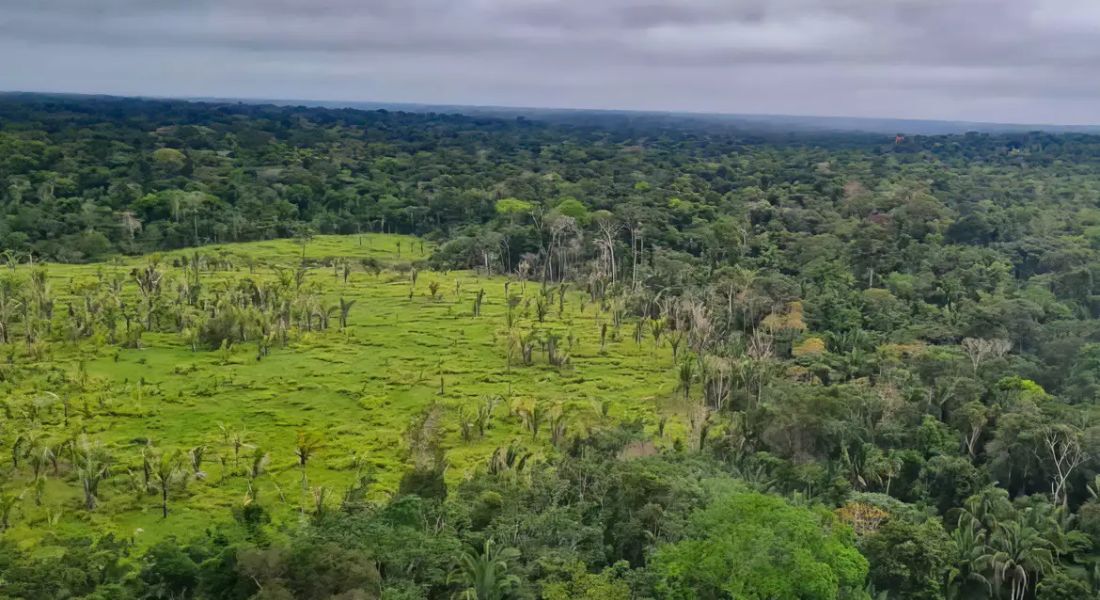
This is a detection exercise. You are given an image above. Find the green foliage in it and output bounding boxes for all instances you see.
[494,198,533,218]
[139,539,200,599]
[8,94,1100,599]
[653,491,869,600]
[450,539,521,600]
[542,561,632,600]
[1036,569,1091,600]
[862,519,951,600]
[554,196,590,224]
[397,466,447,501]
[0,233,678,546]
[151,147,187,171]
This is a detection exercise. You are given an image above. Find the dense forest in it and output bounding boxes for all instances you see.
[5,93,1100,598]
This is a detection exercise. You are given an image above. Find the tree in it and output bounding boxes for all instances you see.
[0,491,23,530]
[450,539,521,600]
[0,278,22,344]
[151,147,186,172]
[295,226,316,260]
[960,337,1011,374]
[132,257,164,330]
[338,297,356,330]
[285,540,382,599]
[149,450,187,518]
[139,539,200,599]
[75,439,111,511]
[920,455,986,515]
[977,520,1055,600]
[246,447,270,503]
[863,518,951,600]
[653,491,868,600]
[542,214,578,287]
[1039,425,1086,508]
[237,540,382,600]
[592,210,620,284]
[953,401,992,459]
[1036,569,1091,600]
[119,211,142,252]
[677,359,695,402]
[295,431,323,487]
[494,198,533,224]
[542,561,631,600]
[947,518,992,599]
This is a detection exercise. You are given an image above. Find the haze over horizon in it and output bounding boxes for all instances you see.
[3,0,1100,126]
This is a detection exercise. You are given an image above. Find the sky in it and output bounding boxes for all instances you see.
[3,0,1100,125]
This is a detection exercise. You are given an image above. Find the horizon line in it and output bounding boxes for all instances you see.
[3,88,1099,132]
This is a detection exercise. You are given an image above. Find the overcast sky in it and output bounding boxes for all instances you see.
[3,0,1100,124]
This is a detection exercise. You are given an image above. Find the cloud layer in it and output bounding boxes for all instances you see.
[3,0,1100,124]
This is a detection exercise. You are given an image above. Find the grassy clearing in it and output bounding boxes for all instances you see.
[1,234,679,547]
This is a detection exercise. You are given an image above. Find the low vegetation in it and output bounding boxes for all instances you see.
[0,234,678,545]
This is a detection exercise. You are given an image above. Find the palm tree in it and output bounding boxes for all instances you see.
[28,441,54,480]
[1018,501,1077,561]
[959,487,1013,533]
[131,258,163,330]
[295,227,315,261]
[946,521,992,600]
[0,491,23,530]
[32,473,46,506]
[0,249,21,271]
[0,282,23,344]
[149,450,187,519]
[75,439,111,510]
[977,520,1055,600]
[337,297,356,330]
[519,404,546,438]
[450,539,521,600]
[475,395,500,438]
[28,267,52,321]
[245,447,270,503]
[228,429,250,472]
[294,431,323,487]
[10,430,32,468]
[473,288,486,317]
[140,442,155,490]
[866,449,902,495]
[189,445,207,476]
[678,359,695,402]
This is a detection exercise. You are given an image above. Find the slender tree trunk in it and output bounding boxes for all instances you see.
[606,234,616,284]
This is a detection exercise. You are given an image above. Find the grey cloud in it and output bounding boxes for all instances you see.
[1,0,1099,124]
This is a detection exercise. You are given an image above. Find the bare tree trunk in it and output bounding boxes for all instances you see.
[633,229,639,291]
[605,233,616,284]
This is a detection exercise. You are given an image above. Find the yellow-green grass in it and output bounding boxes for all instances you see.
[1,234,680,548]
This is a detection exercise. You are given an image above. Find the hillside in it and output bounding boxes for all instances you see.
[0,234,676,545]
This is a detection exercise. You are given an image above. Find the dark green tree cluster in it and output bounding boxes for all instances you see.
[0,426,873,600]
[7,424,1100,599]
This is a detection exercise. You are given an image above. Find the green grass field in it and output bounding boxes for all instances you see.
[2,234,681,547]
